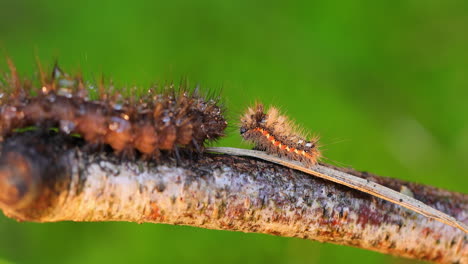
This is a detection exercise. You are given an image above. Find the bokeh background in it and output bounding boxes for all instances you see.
[1,1,467,263]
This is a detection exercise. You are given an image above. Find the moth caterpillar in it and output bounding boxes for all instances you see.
[0,59,227,158]
[240,103,321,167]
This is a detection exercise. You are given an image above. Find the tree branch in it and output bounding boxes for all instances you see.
[0,132,466,263]
[207,147,468,233]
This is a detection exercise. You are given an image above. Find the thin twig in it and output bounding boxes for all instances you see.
[0,132,466,263]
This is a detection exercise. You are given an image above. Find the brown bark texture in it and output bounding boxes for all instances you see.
[0,131,466,264]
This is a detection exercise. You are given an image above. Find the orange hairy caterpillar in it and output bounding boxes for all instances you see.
[0,59,227,159]
[240,103,321,167]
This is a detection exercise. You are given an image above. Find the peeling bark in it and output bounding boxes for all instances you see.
[0,131,466,263]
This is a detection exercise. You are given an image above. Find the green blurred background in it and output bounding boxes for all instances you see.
[0,0,467,263]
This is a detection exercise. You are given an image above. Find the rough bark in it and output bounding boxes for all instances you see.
[208,147,467,233]
[0,131,466,263]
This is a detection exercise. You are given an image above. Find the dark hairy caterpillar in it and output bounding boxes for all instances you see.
[240,103,321,167]
[0,59,227,158]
